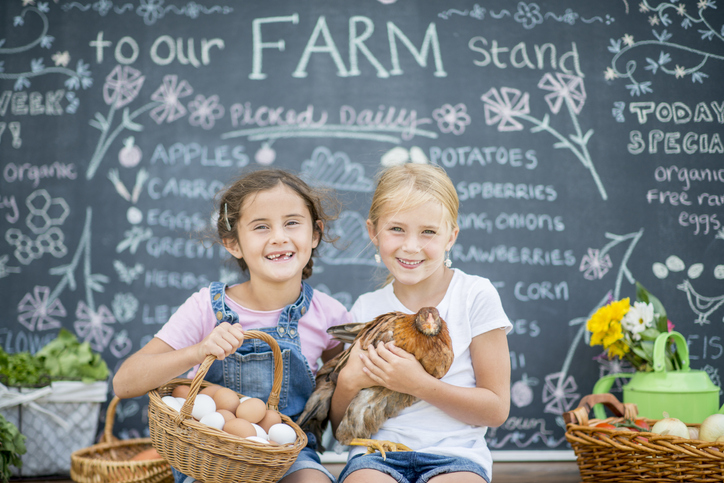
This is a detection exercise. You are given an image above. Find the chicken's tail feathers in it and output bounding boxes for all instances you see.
[326,322,367,344]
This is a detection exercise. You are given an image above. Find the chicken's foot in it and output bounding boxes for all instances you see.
[349,438,412,460]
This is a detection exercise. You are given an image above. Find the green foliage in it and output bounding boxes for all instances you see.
[0,350,45,387]
[0,329,108,386]
[0,413,26,483]
[36,329,109,384]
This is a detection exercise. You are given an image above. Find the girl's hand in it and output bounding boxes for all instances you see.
[198,322,245,362]
[361,341,432,396]
[338,340,376,392]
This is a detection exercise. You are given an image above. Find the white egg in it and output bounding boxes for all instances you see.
[251,423,268,440]
[239,396,251,405]
[162,396,182,412]
[268,423,297,445]
[246,436,270,444]
[176,397,187,405]
[192,394,216,420]
[199,411,226,430]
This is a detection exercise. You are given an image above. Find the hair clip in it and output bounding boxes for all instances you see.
[224,203,232,231]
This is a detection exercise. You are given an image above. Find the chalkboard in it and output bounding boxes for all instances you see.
[1,0,723,454]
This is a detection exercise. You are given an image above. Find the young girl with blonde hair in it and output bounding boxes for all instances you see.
[333,163,512,483]
[114,169,351,483]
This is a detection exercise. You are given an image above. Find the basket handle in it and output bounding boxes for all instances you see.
[563,393,638,426]
[100,395,121,443]
[175,330,283,424]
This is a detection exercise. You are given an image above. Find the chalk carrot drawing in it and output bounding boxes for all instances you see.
[605,0,724,95]
[481,74,606,200]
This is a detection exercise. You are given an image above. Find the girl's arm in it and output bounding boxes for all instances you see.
[360,328,511,428]
[112,322,245,399]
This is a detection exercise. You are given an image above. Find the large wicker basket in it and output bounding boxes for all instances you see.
[148,330,308,483]
[564,393,724,482]
[70,395,173,483]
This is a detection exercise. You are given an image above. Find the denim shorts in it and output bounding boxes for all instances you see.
[338,451,490,483]
[172,446,335,483]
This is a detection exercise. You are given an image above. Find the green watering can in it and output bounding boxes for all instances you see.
[592,331,724,423]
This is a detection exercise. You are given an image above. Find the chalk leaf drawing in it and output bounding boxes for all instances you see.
[482,74,606,200]
[319,211,377,266]
[607,0,723,94]
[301,147,374,192]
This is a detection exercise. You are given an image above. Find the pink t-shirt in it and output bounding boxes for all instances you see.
[155,285,351,374]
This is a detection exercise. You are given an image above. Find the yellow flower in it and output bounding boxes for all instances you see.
[587,298,630,349]
[607,340,630,359]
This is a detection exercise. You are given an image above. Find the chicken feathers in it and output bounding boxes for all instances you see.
[297,307,454,451]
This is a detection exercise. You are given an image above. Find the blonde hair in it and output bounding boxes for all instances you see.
[369,163,459,231]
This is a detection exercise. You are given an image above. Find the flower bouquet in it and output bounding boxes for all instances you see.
[587,282,682,372]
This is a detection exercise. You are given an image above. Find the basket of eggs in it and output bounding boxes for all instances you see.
[147,330,307,483]
[70,395,173,483]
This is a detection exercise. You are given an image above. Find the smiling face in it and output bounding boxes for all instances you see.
[224,183,320,286]
[368,199,458,290]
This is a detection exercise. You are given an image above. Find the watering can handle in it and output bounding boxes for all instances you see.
[653,330,690,372]
[591,373,633,420]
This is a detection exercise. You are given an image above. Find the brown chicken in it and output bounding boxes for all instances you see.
[297,307,454,452]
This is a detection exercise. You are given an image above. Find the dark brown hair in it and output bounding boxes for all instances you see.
[216,168,339,279]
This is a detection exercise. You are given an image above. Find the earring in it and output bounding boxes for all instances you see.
[444,251,452,268]
[374,250,381,264]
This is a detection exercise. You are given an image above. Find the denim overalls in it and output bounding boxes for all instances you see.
[172,281,319,483]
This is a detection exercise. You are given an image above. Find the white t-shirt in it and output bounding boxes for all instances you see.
[155,285,351,374]
[348,269,512,477]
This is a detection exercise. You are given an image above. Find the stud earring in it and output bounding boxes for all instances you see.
[374,250,381,264]
[444,251,452,268]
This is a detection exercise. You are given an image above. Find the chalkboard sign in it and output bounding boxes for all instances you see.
[1,0,723,454]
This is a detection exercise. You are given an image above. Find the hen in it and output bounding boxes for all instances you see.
[297,307,454,451]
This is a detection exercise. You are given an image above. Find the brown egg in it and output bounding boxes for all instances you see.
[223,418,256,438]
[172,385,190,398]
[200,384,222,397]
[213,387,241,413]
[258,409,282,432]
[235,398,267,424]
[217,409,237,422]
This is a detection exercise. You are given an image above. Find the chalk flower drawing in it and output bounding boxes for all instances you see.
[538,73,586,115]
[607,0,723,94]
[103,65,145,109]
[541,372,578,415]
[482,75,605,199]
[480,87,530,132]
[150,75,194,124]
[17,286,66,331]
[51,51,70,67]
[579,248,613,280]
[87,66,169,179]
[432,103,471,135]
[188,94,225,130]
[514,2,544,29]
[74,301,115,352]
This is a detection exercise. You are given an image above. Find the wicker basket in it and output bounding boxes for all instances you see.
[564,393,724,482]
[148,330,308,483]
[70,395,173,483]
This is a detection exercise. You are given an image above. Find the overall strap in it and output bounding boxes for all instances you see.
[208,281,239,325]
[275,281,314,339]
